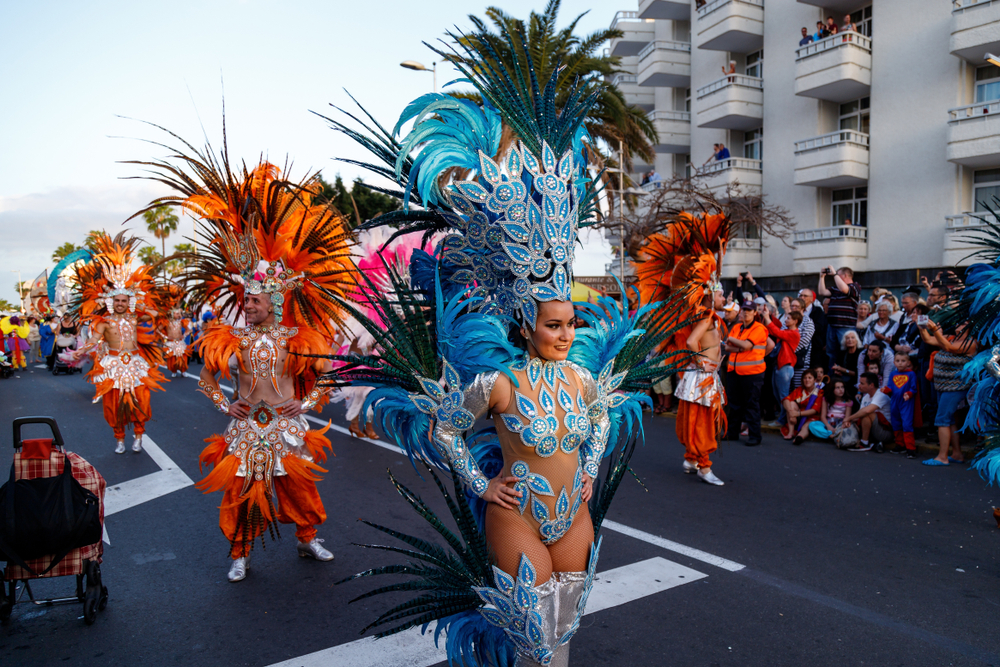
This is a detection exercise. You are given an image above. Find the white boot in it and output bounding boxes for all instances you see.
[114,440,126,454]
[228,556,250,582]
[132,434,143,453]
[296,538,334,561]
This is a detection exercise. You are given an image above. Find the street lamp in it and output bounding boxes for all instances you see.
[400,60,437,93]
[987,53,1000,68]
[11,269,23,311]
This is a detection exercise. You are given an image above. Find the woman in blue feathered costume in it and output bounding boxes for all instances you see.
[317,23,695,667]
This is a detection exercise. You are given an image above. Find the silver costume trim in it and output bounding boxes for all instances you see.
[673,366,726,408]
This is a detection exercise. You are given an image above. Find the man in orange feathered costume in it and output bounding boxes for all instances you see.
[635,212,729,486]
[72,233,165,454]
[135,144,355,583]
[154,284,192,378]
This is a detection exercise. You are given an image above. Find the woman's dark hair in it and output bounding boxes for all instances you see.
[508,326,528,351]
[801,369,817,381]
[867,339,885,355]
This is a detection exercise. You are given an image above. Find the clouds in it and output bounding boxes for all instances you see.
[0,182,174,301]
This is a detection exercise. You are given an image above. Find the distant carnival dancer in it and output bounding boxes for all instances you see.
[71,232,165,453]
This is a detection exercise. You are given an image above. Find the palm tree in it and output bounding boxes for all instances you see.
[449,0,657,174]
[143,205,179,259]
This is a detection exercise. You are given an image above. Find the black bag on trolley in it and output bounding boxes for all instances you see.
[0,419,102,576]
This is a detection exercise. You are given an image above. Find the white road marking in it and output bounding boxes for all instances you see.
[102,435,195,544]
[265,556,705,667]
[601,519,745,572]
[34,364,47,369]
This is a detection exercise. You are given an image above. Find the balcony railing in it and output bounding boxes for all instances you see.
[651,109,692,122]
[637,40,693,60]
[794,130,870,153]
[640,181,666,193]
[610,10,640,29]
[696,74,763,98]
[953,0,997,12]
[795,31,871,60]
[794,226,868,243]
[949,99,1000,121]
[611,73,638,87]
[697,0,764,20]
[699,157,762,176]
[946,211,999,229]
[729,237,763,251]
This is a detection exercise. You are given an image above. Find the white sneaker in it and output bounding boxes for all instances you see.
[296,538,334,561]
[114,440,126,454]
[697,469,725,486]
[132,435,143,453]
[228,556,250,582]
[683,460,699,474]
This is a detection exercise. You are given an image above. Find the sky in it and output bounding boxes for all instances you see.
[0,0,616,305]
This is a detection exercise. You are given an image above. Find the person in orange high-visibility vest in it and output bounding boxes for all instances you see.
[725,300,769,446]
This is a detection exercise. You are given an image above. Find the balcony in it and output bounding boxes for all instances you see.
[794,33,872,103]
[611,73,655,111]
[651,110,691,153]
[694,157,762,196]
[947,100,1000,167]
[796,0,859,11]
[943,212,998,265]
[720,237,762,278]
[695,75,763,130]
[793,130,869,188]
[609,11,656,57]
[637,41,692,89]
[792,226,867,273]
[639,0,691,20]
[695,0,764,53]
[951,0,1000,63]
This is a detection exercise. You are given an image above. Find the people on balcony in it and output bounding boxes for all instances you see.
[799,27,814,47]
[722,60,736,83]
[825,17,839,36]
[813,21,828,42]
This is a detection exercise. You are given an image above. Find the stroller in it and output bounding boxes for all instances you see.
[0,417,109,625]
[52,331,84,375]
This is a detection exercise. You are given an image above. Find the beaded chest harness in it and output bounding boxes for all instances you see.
[109,313,136,346]
[498,357,591,456]
[234,324,297,396]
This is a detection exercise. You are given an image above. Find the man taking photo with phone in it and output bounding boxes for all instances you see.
[817,265,861,372]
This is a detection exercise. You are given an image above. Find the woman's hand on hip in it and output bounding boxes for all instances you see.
[483,475,522,509]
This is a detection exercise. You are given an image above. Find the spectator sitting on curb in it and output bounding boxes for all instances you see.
[781,368,821,445]
[810,378,854,444]
[842,372,895,452]
[817,265,860,371]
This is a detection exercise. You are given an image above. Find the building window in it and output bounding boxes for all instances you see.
[832,187,867,227]
[974,169,1000,212]
[684,88,691,112]
[744,128,762,160]
[976,64,1000,104]
[683,154,691,179]
[839,97,870,134]
[850,6,872,37]
[746,50,763,78]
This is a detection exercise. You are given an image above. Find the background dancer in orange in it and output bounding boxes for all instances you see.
[131,137,355,583]
[71,233,165,453]
[635,213,730,485]
[154,284,192,378]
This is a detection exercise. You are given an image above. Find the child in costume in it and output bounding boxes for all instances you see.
[882,352,918,455]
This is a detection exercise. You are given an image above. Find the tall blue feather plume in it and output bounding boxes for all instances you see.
[394,94,502,209]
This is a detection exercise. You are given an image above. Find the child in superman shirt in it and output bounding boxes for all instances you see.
[882,352,918,456]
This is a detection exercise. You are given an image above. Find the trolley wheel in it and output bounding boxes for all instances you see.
[98,586,108,611]
[83,592,97,625]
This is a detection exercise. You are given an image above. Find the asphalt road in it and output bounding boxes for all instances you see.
[1,361,999,666]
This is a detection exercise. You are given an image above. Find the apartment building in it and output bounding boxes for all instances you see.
[606,0,1000,287]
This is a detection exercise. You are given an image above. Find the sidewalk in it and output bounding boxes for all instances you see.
[651,411,979,459]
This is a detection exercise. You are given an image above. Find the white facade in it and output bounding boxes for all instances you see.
[608,0,1000,282]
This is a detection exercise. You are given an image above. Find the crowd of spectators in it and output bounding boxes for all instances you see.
[798,15,860,46]
[692,267,973,465]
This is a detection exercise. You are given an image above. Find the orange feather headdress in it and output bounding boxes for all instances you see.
[127,135,355,337]
[73,232,157,321]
